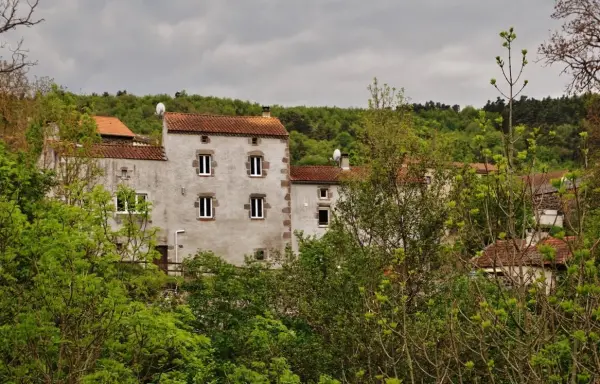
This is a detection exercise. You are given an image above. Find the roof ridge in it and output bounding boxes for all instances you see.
[165,111,271,119]
[93,142,163,148]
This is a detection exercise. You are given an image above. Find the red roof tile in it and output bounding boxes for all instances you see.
[473,236,575,268]
[93,116,135,138]
[291,161,494,184]
[290,166,344,183]
[89,143,166,161]
[448,161,497,174]
[164,112,288,137]
[52,141,166,161]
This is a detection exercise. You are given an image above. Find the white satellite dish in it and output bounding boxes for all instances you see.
[332,149,341,162]
[156,102,166,116]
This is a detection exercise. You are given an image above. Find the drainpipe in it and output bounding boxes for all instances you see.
[174,229,185,269]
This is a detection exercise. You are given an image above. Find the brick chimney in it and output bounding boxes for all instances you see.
[340,153,350,170]
[262,106,271,118]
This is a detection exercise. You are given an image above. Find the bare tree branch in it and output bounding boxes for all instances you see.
[539,0,600,93]
[0,0,43,74]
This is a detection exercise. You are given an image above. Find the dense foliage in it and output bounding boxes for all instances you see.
[62,89,591,169]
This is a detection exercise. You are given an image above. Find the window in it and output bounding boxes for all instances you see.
[198,154,211,175]
[116,192,147,213]
[251,137,258,145]
[198,197,213,218]
[318,208,329,227]
[250,197,264,219]
[201,135,209,143]
[255,249,265,260]
[121,169,128,178]
[319,188,328,199]
[250,156,262,176]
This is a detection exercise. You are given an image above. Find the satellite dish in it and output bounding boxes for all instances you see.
[156,102,166,116]
[333,149,341,162]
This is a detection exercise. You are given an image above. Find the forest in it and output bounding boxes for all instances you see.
[69,90,589,169]
[5,0,600,382]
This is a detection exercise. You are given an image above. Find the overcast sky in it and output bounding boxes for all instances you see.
[11,0,569,108]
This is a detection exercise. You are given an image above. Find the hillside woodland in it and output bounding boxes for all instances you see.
[6,0,600,382]
[68,91,589,169]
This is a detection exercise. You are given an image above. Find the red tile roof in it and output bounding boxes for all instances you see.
[473,236,575,268]
[164,112,288,137]
[93,116,135,138]
[452,162,497,174]
[290,166,345,183]
[52,141,166,161]
[89,143,166,160]
[291,161,494,184]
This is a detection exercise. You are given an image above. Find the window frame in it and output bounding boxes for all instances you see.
[198,196,213,219]
[249,156,263,177]
[198,154,212,176]
[116,192,148,214]
[250,197,264,219]
[319,188,328,199]
[318,207,330,227]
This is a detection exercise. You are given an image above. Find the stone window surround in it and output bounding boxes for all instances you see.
[249,137,261,146]
[118,166,131,180]
[318,186,331,200]
[192,149,217,177]
[194,192,218,221]
[246,150,269,178]
[244,193,271,220]
[316,202,331,227]
[254,248,266,260]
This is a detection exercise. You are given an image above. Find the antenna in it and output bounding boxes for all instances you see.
[156,102,166,116]
[332,149,341,162]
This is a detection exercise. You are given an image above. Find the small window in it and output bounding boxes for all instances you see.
[255,249,265,260]
[250,197,264,219]
[250,156,262,177]
[251,137,258,145]
[199,196,213,218]
[318,208,329,227]
[121,169,128,178]
[201,136,209,143]
[319,188,328,199]
[198,154,211,175]
[116,191,147,214]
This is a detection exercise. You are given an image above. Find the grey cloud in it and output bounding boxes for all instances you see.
[9,0,569,107]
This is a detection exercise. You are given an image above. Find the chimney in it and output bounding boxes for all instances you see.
[340,153,350,170]
[262,106,271,118]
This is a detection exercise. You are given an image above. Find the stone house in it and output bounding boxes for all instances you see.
[40,109,291,270]
[290,156,497,252]
[472,235,574,293]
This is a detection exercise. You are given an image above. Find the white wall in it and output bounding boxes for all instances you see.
[162,132,290,265]
[290,183,340,252]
